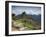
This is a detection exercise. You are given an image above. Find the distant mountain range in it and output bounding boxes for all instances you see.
[32,15,41,22]
[16,14,41,22]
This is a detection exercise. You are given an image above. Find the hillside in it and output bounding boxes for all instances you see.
[12,12,41,31]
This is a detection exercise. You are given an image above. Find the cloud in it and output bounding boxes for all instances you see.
[12,6,41,15]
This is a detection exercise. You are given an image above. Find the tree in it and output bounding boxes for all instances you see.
[12,13,15,17]
[12,13,16,20]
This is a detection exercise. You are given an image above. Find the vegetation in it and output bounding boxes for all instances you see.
[12,11,41,31]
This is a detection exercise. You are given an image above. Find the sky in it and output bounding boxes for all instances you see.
[12,6,41,15]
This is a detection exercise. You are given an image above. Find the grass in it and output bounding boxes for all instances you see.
[15,19,34,30]
[12,16,41,30]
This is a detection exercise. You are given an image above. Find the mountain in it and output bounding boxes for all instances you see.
[32,15,41,22]
[15,14,41,22]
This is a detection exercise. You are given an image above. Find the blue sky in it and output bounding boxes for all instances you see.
[12,6,41,15]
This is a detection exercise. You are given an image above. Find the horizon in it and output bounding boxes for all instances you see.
[12,6,41,15]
